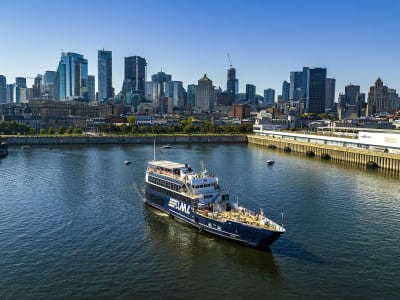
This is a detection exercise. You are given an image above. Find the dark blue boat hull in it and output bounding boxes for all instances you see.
[145,186,282,248]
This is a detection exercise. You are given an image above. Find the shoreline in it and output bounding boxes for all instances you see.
[5,134,248,145]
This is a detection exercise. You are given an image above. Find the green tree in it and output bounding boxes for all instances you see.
[48,127,55,134]
[131,125,138,134]
[66,126,73,134]
[40,128,46,135]
[127,116,136,125]
[57,126,65,134]
[30,128,36,135]
[73,128,82,134]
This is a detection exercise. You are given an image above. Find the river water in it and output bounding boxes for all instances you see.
[0,143,399,299]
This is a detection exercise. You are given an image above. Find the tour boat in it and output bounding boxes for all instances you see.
[144,159,285,248]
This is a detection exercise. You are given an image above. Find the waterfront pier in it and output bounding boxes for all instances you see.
[248,134,400,172]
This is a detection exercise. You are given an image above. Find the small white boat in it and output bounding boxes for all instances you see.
[124,160,132,165]
[162,144,172,149]
[21,145,32,150]
[266,160,274,165]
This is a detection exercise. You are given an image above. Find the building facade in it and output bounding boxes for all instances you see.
[302,67,327,114]
[246,84,256,104]
[122,56,147,99]
[43,71,57,100]
[264,88,275,106]
[56,52,89,101]
[289,71,303,102]
[281,80,290,102]
[227,67,238,102]
[88,75,95,102]
[367,78,399,116]
[0,75,6,104]
[195,74,214,112]
[98,49,113,101]
[187,84,196,109]
[325,78,336,112]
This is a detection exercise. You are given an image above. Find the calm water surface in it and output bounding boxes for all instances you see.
[0,143,399,299]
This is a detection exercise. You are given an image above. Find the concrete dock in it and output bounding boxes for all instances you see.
[248,134,400,172]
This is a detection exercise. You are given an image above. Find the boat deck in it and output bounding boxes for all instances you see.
[196,209,283,232]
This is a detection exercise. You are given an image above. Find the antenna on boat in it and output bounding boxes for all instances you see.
[200,160,207,177]
[281,212,284,226]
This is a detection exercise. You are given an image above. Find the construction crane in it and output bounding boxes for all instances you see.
[226,52,233,68]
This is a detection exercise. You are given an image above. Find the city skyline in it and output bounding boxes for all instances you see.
[1,0,400,98]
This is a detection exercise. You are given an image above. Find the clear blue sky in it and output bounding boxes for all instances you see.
[1,0,400,99]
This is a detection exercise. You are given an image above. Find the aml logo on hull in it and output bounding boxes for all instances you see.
[168,198,191,215]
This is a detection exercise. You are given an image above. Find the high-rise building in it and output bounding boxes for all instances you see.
[32,75,42,99]
[15,77,27,103]
[0,75,6,104]
[246,84,256,104]
[166,81,185,108]
[88,75,95,102]
[264,89,275,106]
[56,52,88,101]
[151,71,172,112]
[6,84,14,103]
[325,78,336,112]
[282,80,290,102]
[289,71,303,101]
[227,67,238,102]
[187,84,196,109]
[43,71,57,100]
[302,67,327,114]
[367,78,399,115]
[151,71,172,101]
[195,74,214,112]
[345,85,360,105]
[122,56,147,99]
[98,49,113,101]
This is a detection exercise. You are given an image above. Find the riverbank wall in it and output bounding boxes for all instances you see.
[247,134,400,172]
[6,134,248,145]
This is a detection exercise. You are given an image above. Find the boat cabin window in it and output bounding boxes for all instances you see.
[222,194,229,201]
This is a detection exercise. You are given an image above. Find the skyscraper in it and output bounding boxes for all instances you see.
[282,80,290,102]
[246,84,256,104]
[264,89,275,106]
[367,78,399,115]
[43,71,57,100]
[151,71,172,101]
[122,56,147,99]
[325,78,336,112]
[227,67,238,102]
[98,49,113,101]
[88,75,95,102]
[166,81,185,108]
[302,67,327,114]
[6,84,14,103]
[195,74,214,112]
[56,52,88,101]
[15,77,27,103]
[32,75,42,99]
[187,84,196,109]
[0,75,6,104]
[339,84,362,118]
[289,71,303,101]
